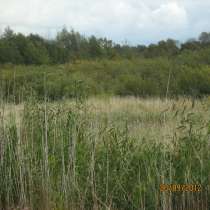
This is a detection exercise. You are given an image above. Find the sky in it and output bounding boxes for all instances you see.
[0,0,210,45]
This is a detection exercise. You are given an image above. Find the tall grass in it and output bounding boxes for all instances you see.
[0,97,210,210]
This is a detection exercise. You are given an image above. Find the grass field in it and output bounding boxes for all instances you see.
[0,97,210,210]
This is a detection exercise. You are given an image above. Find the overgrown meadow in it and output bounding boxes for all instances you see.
[1,24,210,210]
[1,95,210,210]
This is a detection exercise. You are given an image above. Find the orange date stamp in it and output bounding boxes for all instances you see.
[160,184,202,192]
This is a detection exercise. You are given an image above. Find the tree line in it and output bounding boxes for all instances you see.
[1,27,210,101]
[1,26,210,65]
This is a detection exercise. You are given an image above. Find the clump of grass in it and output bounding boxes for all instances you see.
[0,97,210,210]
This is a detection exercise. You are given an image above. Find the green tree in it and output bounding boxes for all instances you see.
[199,32,210,44]
[88,36,102,58]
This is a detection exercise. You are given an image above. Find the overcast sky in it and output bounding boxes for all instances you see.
[0,0,210,45]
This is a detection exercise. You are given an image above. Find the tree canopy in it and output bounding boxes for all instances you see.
[1,26,210,65]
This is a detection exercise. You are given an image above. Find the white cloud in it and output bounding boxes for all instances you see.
[0,0,209,44]
[151,2,187,28]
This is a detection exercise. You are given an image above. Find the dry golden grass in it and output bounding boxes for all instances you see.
[1,96,208,146]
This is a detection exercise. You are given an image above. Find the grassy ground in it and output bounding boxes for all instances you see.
[0,97,210,210]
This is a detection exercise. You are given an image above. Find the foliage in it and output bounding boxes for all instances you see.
[0,27,210,65]
[1,57,210,102]
[1,27,210,99]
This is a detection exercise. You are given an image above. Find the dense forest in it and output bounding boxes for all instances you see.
[1,27,210,102]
